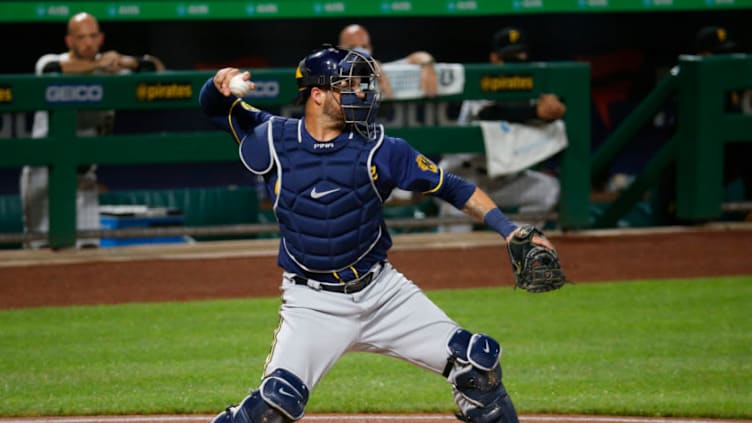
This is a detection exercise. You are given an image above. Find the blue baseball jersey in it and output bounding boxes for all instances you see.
[199,78,476,283]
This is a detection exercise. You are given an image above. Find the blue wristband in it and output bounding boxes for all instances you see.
[484,208,517,239]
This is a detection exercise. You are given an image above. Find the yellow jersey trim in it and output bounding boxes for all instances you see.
[422,168,444,194]
[228,98,243,145]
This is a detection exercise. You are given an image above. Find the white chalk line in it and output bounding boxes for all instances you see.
[1,415,749,423]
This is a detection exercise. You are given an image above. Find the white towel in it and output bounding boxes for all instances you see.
[480,120,568,177]
[380,62,465,99]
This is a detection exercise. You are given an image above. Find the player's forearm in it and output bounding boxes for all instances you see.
[59,59,100,74]
[117,54,140,71]
[199,77,274,137]
[199,77,238,117]
[60,54,128,74]
[476,100,537,122]
[462,187,517,239]
[461,187,497,222]
[404,51,435,66]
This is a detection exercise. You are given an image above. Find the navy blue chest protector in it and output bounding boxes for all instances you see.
[272,118,384,273]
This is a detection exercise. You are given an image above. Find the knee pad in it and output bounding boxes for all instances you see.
[444,329,518,423]
[446,328,502,372]
[212,368,309,423]
[258,368,309,420]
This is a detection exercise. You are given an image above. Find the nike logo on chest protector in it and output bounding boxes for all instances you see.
[310,187,341,199]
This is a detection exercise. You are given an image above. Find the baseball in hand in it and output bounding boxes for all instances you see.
[229,74,252,97]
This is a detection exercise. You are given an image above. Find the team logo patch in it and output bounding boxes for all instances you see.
[416,155,438,173]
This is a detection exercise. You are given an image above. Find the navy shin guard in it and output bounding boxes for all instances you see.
[445,329,519,423]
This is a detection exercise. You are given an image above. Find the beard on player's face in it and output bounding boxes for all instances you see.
[323,90,346,130]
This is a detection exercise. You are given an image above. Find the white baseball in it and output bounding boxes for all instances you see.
[229,74,252,97]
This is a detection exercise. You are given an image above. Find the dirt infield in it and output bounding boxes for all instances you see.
[1,224,752,309]
[1,224,752,423]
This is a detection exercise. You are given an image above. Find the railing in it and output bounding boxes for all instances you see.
[0,62,591,248]
[590,54,752,227]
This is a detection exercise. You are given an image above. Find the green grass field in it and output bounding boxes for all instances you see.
[0,276,750,418]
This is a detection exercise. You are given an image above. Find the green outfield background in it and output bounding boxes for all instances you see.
[1,276,750,418]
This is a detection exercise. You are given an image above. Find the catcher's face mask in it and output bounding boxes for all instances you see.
[332,48,380,140]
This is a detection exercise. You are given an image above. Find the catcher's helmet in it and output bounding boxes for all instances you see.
[295,45,381,139]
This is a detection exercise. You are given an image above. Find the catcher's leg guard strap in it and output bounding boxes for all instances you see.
[211,368,309,423]
[445,329,519,423]
[455,388,519,423]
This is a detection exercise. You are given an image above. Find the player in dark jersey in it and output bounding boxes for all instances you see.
[199,45,556,423]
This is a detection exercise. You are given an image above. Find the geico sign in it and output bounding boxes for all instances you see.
[46,84,103,103]
[245,80,279,98]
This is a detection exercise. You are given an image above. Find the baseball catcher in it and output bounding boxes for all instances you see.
[507,225,568,293]
[201,44,571,423]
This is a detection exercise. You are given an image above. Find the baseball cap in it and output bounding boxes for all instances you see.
[694,25,737,54]
[492,27,528,57]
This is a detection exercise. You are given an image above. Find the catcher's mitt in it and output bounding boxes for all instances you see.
[506,225,568,293]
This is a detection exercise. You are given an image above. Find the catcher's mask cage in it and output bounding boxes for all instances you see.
[295,45,381,140]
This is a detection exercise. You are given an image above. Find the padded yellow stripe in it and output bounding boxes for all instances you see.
[332,271,345,284]
[350,266,360,279]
